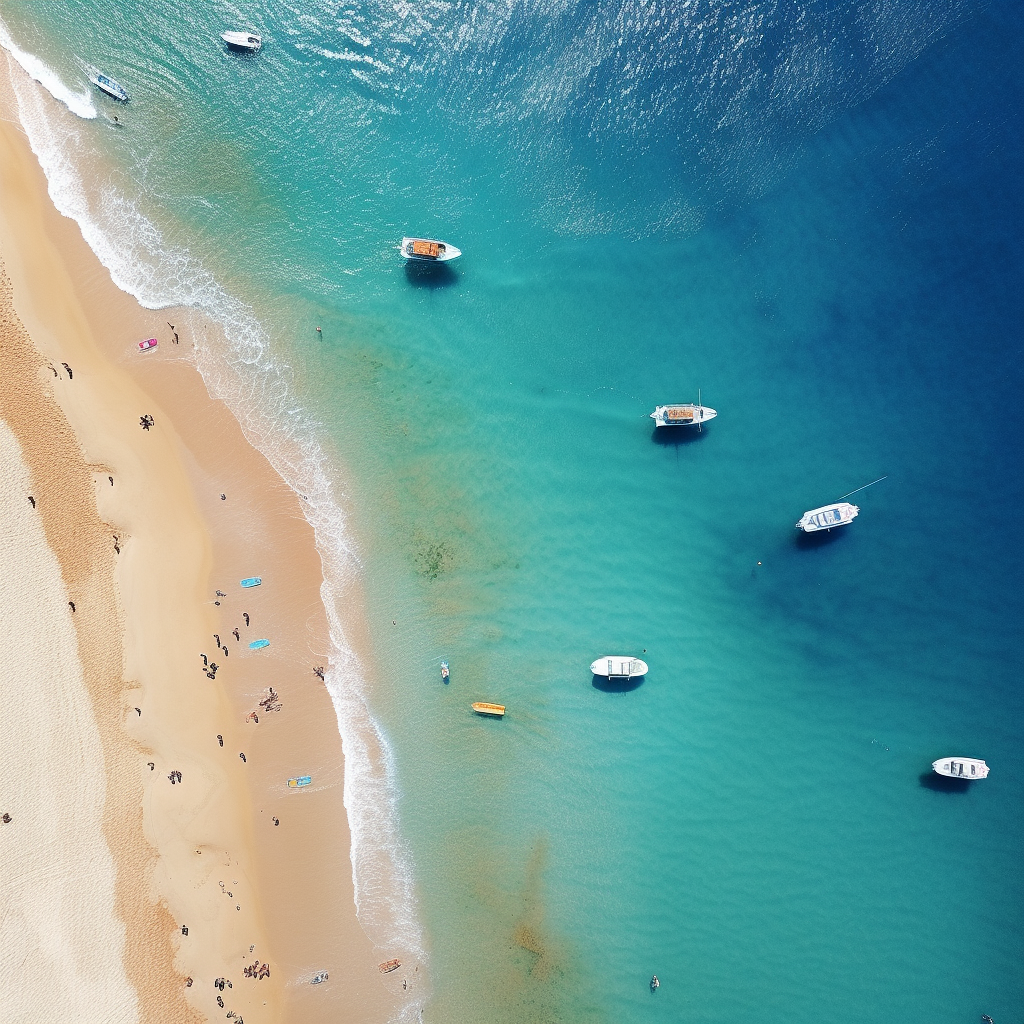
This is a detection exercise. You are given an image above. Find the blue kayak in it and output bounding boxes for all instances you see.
[249,639,270,650]
[240,577,262,588]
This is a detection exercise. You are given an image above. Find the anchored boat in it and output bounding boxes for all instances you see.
[401,237,461,262]
[590,656,648,680]
[650,402,716,428]
[88,70,129,102]
[932,757,989,780]
[471,702,505,717]
[222,30,262,52]
[440,661,450,682]
[796,502,859,532]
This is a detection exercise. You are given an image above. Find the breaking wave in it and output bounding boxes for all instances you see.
[3,41,425,1023]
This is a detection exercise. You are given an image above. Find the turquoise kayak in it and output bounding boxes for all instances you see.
[249,639,270,650]
[240,577,262,588]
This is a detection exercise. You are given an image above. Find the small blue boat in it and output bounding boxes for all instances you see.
[287,775,312,788]
[88,70,129,102]
[249,639,270,650]
[240,577,262,588]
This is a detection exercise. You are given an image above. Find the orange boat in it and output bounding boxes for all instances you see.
[471,702,505,717]
[378,959,401,974]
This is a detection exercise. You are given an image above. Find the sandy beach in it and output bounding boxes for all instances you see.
[0,65,403,1024]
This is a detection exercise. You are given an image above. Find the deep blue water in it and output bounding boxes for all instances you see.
[2,1,1022,1021]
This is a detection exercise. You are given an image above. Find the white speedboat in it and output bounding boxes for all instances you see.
[796,502,859,532]
[932,757,989,780]
[222,30,262,52]
[88,70,129,102]
[590,656,648,680]
[650,403,717,428]
[401,237,462,262]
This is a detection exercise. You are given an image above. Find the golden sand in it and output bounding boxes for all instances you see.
[0,69,401,1024]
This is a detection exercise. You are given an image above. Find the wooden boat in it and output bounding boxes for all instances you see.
[471,702,505,717]
[88,70,129,102]
[222,30,262,52]
[796,502,859,532]
[378,959,401,973]
[590,656,648,680]
[287,775,312,788]
[400,237,462,262]
[932,757,989,780]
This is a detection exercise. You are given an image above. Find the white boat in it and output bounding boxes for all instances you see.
[590,656,648,679]
[795,502,859,532]
[88,70,129,102]
[401,237,461,262]
[650,403,717,428]
[222,30,262,52]
[932,757,989,780]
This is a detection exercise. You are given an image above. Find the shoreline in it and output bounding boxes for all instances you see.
[0,65,408,1024]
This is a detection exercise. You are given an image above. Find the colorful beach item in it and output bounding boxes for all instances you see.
[287,776,312,788]
[240,576,262,588]
[471,702,505,717]
[137,337,157,351]
[378,959,401,973]
[249,638,270,650]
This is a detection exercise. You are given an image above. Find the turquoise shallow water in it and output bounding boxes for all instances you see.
[2,1,1022,1021]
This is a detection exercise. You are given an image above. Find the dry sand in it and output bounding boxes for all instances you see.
[0,416,138,1024]
[0,62,406,1024]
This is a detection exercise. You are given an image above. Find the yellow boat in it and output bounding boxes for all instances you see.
[472,702,505,717]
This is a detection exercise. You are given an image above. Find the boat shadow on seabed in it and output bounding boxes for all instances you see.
[404,261,460,290]
[794,527,847,550]
[918,771,971,794]
[649,425,707,448]
[592,674,645,693]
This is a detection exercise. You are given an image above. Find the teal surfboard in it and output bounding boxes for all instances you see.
[240,577,262,588]
[249,639,270,650]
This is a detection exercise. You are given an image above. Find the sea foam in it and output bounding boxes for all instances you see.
[0,16,96,120]
[4,47,425,1018]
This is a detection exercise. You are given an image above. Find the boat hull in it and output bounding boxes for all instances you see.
[796,502,859,532]
[932,757,989,779]
[89,74,129,102]
[650,404,717,427]
[222,31,262,52]
[472,702,505,717]
[590,656,648,679]
[401,237,461,262]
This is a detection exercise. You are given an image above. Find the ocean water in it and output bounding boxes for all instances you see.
[2,2,1022,1022]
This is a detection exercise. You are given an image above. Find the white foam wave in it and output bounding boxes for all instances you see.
[0,16,96,119]
[6,57,426,1020]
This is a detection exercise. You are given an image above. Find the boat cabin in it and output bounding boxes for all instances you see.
[411,240,442,259]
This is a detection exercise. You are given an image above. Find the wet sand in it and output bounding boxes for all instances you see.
[0,72,403,1024]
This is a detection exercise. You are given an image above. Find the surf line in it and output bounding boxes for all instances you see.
[838,475,887,500]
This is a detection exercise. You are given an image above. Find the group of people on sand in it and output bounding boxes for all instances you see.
[243,960,270,981]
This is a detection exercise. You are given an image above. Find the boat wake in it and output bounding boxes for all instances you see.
[0,17,96,119]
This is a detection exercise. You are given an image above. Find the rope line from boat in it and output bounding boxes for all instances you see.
[838,475,888,501]
[549,385,649,408]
